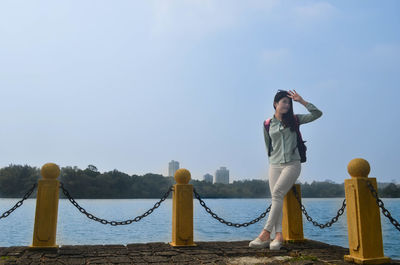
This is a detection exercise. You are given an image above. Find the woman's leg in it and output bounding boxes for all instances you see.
[264,161,301,234]
[258,164,282,240]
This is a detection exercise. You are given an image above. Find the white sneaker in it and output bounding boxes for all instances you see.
[269,238,283,250]
[248,237,270,248]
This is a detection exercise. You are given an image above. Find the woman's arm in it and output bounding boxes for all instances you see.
[263,123,271,155]
[288,90,322,124]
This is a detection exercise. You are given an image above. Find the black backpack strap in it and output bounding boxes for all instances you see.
[294,115,307,162]
[294,115,303,142]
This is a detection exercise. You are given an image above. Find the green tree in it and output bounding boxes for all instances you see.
[380,183,400,198]
[0,165,40,197]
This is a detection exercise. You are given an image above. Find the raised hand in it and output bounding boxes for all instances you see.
[288,90,308,106]
[287,90,302,102]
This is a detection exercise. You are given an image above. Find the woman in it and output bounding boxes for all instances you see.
[249,89,322,250]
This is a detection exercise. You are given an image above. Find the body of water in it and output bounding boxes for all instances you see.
[0,197,399,259]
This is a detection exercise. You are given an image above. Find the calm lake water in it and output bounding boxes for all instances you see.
[1,198,399,259]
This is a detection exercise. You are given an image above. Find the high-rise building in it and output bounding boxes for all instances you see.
[203,173,213,183]
[168,160,180,177]
[215,167,229,184]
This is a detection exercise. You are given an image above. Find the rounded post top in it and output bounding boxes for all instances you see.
[41,163,60,179]
[174,169,191,184]
[347,158,370,178]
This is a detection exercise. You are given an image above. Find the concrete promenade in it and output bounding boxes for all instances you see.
[0,240,399,265]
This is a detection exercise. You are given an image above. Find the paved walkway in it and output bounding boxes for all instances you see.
[0,240,398,265]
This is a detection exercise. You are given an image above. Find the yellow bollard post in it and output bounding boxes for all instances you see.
[170,168,196,247]
[344,158,390,264]
[282,184,304,242]
[30,163,60,248]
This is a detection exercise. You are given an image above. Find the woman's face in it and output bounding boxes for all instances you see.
[274,97,291,114]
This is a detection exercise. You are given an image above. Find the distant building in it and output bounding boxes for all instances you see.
[168,160,180,177]
[203,173,213,183]
[215,167,229,184]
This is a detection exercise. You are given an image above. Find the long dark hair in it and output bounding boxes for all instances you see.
[273,90,296,132]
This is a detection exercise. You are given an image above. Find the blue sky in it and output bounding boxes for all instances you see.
[1,1,399,183]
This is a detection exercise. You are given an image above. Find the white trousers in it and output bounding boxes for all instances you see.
[264,160,301,233]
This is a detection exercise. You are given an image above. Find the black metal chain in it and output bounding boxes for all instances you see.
[60,182,173,226]
[193,188,271,228]
[366,180,400,232]
[0,183,37,220]
[291,186,346,229]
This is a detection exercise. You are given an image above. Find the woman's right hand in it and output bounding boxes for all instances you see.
[288,90,308,106]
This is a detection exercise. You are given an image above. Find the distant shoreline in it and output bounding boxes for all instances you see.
[1,164,399,199]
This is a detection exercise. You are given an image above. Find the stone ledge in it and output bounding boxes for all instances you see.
[0,240,398,265]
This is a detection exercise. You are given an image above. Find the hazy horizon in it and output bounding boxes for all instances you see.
[1,162,398,185]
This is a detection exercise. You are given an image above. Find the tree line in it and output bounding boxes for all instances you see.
[0,164,399,198]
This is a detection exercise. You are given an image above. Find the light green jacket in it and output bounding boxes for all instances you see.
[263,103,322,165]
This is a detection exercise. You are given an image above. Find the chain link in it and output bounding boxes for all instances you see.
[0,183,37,220]
[193,188,271,228]
[366,180,400,232]
[60,182,173,226]
[291,186,346,229]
